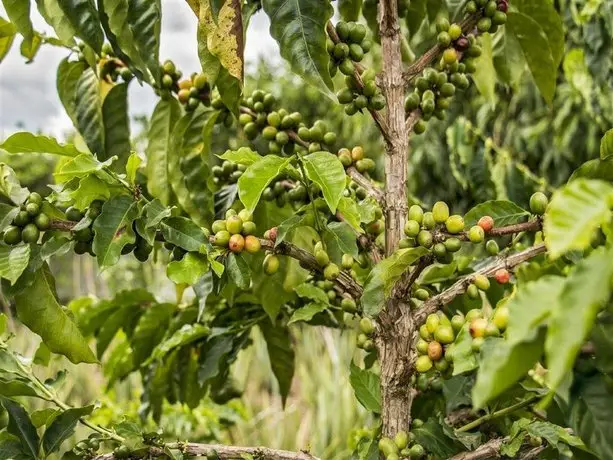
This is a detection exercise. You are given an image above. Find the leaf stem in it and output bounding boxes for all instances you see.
[456,395,540,433]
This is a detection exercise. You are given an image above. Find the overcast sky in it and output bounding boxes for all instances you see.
[0,0,279,138]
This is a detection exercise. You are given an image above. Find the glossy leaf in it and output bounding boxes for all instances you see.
[0,397,39,458]
[295,282,329,304]
[349,363,380,413]
[0,376,43,398]
[262,0,334,94]
[2,0,33,40]
[160,217,207,252]
[0,132,83,157]
[42,405,94,455]
[75,68,105,157]
[101,83,131,165]
[126,0,161,81]
[217,147,261,166]
[472,33,495,106]
[601,129,613,160]
[546,247,613,391]
[544,179,613,258]
[507,12,556,104]
[15,266,97,364]
[20,33,41,62]
[56,58,87,124]
[167,253,209,286]
[463,200,530,228]
[37,0,77,45]
[0,244,30,285]
[287,303,327,325]
[57,0,104,51]
[413,419,462,458]
[275,214,307,245]
[570,158,613,182]
[92,195,138,267]
[0,17,16,64]
[337,196,362,233]
[225,253,250,290]
[303,152,345,213]
[260,321,294,406]
[146,324,210,364]
[514,0,564,68]
[70,175,110,210]
[54,153,113,183]
[238,155,292,212]
[0,163,29,205]
[323,221,359,260]
[451,325,478,376]
[362,247,429,316]
[131,303,175,364]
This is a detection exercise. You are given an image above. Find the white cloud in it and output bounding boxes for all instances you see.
[0,0,279,138]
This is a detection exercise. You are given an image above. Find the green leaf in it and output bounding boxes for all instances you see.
[526,421,586,455]
[14,266,97,364]
[0,17,16,64]
[54,153,113,183]
[464,200,530,228]
[544,179,613,258]
[419,262,457,285]
[131,303,175,364]
[349,362,381,413]
[92,195,138,267]
[338,0,361,21]
[362,247,429,316]
[238,155,292,212]
[0,376,43,399]
[0,244,30,285]
[74,68,105,156]
[20,33,41,62]
[451,325,478,376]
[126,152,141,185]
[507,11,557,104]
[600,129,613,161]
[337,196,363,233]
[126,0,161,81]
[225,253,250,290]
[57,0,104,51]
[56,58,86,124]
[568,375,613,460]
[70,174,110,210]
[101,83,131,165]
[413,419,462,458]
[146,324,210,364]
[0,132,82,157]
[2,0,33,40]
[167,253,209,285]
[546,246,613,391]
[36,0,77,45]
[302,152,345,213]
[217,147,261,166]
[514,0,564,68]
[30,408,59,428]
[295,282,329,304]
[262,0,334,94]
[472,334,544,409]
[287,303,327,325]
[260,321,294,406]
[42,405,94,455]
[275,214,307,245]
[0,163,29,205]
[0,397,39,458]
[570,158,613,182]
[146,98,182,206]
[160,217,207,252]
[323,221,359,261]
[472,32,495,106]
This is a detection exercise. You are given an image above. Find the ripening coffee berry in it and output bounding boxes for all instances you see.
[478,216,494,232]
[484,322,500,337]
[445,215,465,234]
[471,337,484,352]
[426,313,440,334]
[404,220,421,237]
[315,250,330,267]
[473,274,490,291]
[495,268,511,284]
[214,230,231,247]
[434,325,455,344]
[443,48,458,65]
[427,341,443,361]
[341,253,354,270]
[444,237,462,252]
[492,305,509,331]
[415,355,433,373]
[268,227,278,242]
[229,234,245,252]
[263,254,280,275]
[468,225,485,243]
[394,431,409,450]
[378,437,398,456]
[469,318,488,338]
[529,192,548,215]
[419,324,432,340]
[244,235,261,254]
[432,201,450,224]
[486,239,499,255]
[416,339,429,355]
[449,24,462,40]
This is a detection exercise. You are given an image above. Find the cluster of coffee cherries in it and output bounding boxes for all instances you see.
[212,160,248,186]
[65,201,103,256]
[261,175,322,209]
[336,68,386,115]
[262,227,280,274]
[160,60,213,112]
[211,209,261,254]
[71,434,102,458]
[327,21,373,77]
[337,146,376,174]
[356,316,375,352]
[95,43,133,83]
[378,424,426,459]
[3,192,50,245]
[415,311,457,374]
[465,0,508,34]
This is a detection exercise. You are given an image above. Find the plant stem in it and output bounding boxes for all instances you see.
[457,395,540,433]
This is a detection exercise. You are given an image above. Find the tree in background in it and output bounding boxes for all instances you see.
[0,0,612,459]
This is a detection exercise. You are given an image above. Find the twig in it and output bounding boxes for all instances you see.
[449,438,505,460]
[346,166,385,206]
[434,220,542,242]
[457,395,540,433]
[259,239,363,299]
[413,244,547,326]
[393,255,433,300]
[93,443,319,459]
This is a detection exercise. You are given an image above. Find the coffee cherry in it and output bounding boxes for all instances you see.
[474,274,490,291]
[226,216,243,235]
[263,254,280,275]
[415,355,433,373]
[3,226,21,245]
[468,225,485,243]
[21,223,40,243]
[471,337,485,352]
[469,318,488,338]
[404,220,421,237]
[485,322,500,337]
[14,210,30,227]
[416,339,429,355]
[477,17,492,32]
[419,324,432,340]
[66,206,83,222]
[445,215,465,234]
[495,268,510,284]
[394,431,409,450]
[435,18,450,33]
[444,237,461,252]
[360,317,375,336]
[451,314,465,332]
[315,249,330,267]
[414,120,427,135]
[432,201,450,224]
[448,24,462,40]
[437,31,451,47]
[492,305,509,331]
[434,325,455,344]
[467,284,480,299]
[486,239,499,255]
[341,254,354,269]
[426,313,440,334]
[33,213,50,230]
[378,437,398,456]
[529,192,548,215]
[443,48,458,65]
[408,204,424,224]
[324,263,340,280]
[427,341,443,361]
[229,234,245,252]
[409,444,425,459]
[422,212,435,230]
[25,202,39,216]
[477,216,494,232]
[214,230,231,247]
[243,235,260,254]
[74,227,93,243]
[417,230,433,249]
[465,309,483,322]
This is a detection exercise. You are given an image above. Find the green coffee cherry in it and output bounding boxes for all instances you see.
[468,225,485,243]
[445,215,464,234]
[415,355,433,373]
[467,284,480,299]
[360,317,375,336]
[33,213,50,230]
[529,192,548,215]
[474,274,490,291]
[422,212,436,230]
[324,263,340,280]
[486,239,499,255]
[394,431,409,450]
[315,249,330,267]
[3,226,21,245]
[341,297,357,313]
[444,237,462,252]
[21,223,40,243]
[434,325,455,344]
[263,254,280,275]
[341,253,354,269]
[408,205,424,224]
[432,201,450,224]
[404,220,421,237]
[417,230,433,249]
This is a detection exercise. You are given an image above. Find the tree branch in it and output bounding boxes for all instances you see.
[325,22,393,145]
[393,255,433,300]
[259,239,363,299]
[413,244,547,326]
[346,166,386,206]
[449,438,505,460]
[93,443,319,460]
[435,220,542,242]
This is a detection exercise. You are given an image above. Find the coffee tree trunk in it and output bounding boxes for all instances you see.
[377,0,414,439]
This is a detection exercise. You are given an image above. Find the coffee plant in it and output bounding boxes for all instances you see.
[0,0,612,458]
